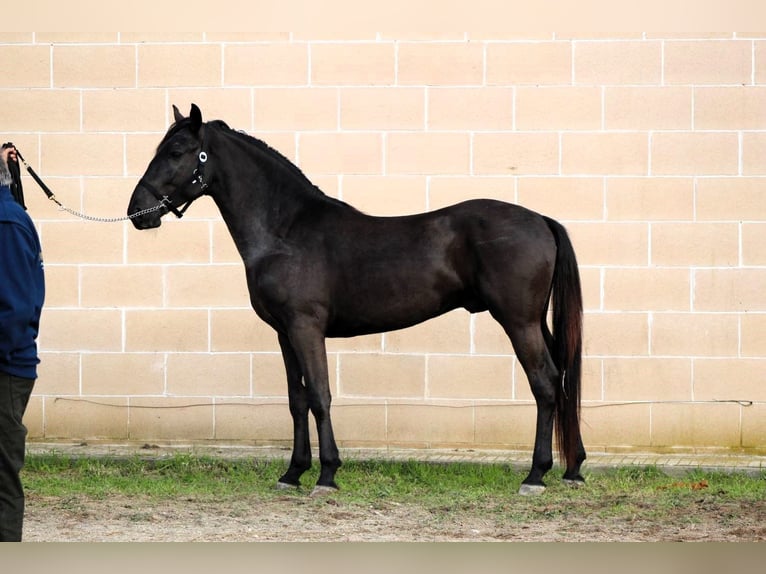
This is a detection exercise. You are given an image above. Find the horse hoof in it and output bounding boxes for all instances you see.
[310,485,339,497]
[518,483,546,496]
[276,481,299,491]
[563,478,585,489]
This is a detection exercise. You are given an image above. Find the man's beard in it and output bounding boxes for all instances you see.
[0,157,12,187]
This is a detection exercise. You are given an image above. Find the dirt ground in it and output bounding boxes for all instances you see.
[23,491,766,542]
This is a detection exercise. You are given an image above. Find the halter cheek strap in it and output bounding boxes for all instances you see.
[139,150,209,219]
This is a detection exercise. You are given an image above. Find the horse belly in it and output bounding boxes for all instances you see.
[327,261,467,338]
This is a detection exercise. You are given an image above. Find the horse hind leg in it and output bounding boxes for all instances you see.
[502,320,560,496]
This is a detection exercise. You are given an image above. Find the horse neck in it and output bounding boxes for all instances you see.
[208,129,333,263]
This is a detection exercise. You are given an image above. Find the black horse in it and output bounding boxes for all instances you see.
[127,104,586,496]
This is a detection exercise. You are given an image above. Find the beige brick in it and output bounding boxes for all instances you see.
[579,357,604,402]
[742,404,766,448]
[341,175,427,215]
[604,87,692,130]
[167,89,253,130]
[603,358,692,402]
[120,33,205,43]
[42,205,117,258]
[387,133,469,175]
[129,398,214,440]
[517,177,604,220]
[566,222,649,266]
[255,88,337,130]
[486,42,572,85]
[384,310,470,354]
[0,45,51,87]
[0,90,80,131]
[428,88,513,130]
[331,402,388,446]
[224,43,308,85]
[54,45,136,88]
[166,353,250,397]
[81,265,163,308]
[694,269,766,312]
[36,33,118,43]
[604,268,690,312]
[428,177,514,210]
[83,89,166,132]
[126,220,211,264]
[515,87,601,130]
[651,223,738,266]
[472,312,513,355]
[428,356,513,399]
[562,133,648,176]
[695,87,766,130]
[36,352,80,395]
[209,309,280,352]
[574,41,661,85]
[326,334,383,353]
[45,397,129,440]
[41,309,123,352]
[212,220,243,263]
[23,397,43,439]
[166,264,250,308]
[694,359,766,402]
[213,400,292,442]
[341,88,424,130]
[43,265,78,307]
[299,132,382,175]
[386,403,474,446]
[41,134,124,176]
[743,132,766,175]
[607,178,694,221]
[741,314,766,357]
[82,353,165,395]
[581,404,651,448]
[651,403,741,448]
[125,310,209,352]
[664,40,752,85]
[473,133,558,175]
[742,223,766,266]
[651,313,738,357]
[757,41,766,84]
[579,267,602,312]
[474,404,537,448]
[311,43,395,85]
[126,133,167,178]
[583,313,649,356]
[696,178,766,221]
[339,354,425,398]
[397,42,483,85]
[138,44,221,87]
[251,353,289,397]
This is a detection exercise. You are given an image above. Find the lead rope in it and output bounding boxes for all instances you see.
[12,146,168,223]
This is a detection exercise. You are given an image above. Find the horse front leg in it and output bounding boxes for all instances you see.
[276,333,312,489]
[286,321,341,494]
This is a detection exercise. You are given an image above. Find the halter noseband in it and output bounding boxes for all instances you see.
[138,148,209,219]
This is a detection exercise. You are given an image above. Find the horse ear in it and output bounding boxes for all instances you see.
[190,103,202,133]
[172,105,184,123]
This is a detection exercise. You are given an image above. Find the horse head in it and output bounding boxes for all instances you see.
[127,103,209,229]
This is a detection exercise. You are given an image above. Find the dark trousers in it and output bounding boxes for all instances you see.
[0,372,35,542]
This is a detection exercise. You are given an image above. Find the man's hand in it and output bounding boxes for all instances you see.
[1,144,18,167]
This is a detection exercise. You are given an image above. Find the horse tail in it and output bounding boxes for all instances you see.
[542,216,583,471]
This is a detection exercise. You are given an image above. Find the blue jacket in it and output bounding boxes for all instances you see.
[0,184,45,379]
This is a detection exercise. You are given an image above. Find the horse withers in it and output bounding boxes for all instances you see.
[127,104,586,496]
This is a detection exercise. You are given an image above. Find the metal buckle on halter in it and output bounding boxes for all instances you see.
[191,151,209,191]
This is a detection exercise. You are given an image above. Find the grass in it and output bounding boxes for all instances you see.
[22,452,765,523]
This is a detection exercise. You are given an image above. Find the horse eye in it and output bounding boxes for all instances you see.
[169,149,184,159]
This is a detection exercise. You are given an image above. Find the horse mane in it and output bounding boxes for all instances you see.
[209,120,358,211]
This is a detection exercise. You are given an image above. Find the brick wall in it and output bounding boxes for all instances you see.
[4,32,764,454]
